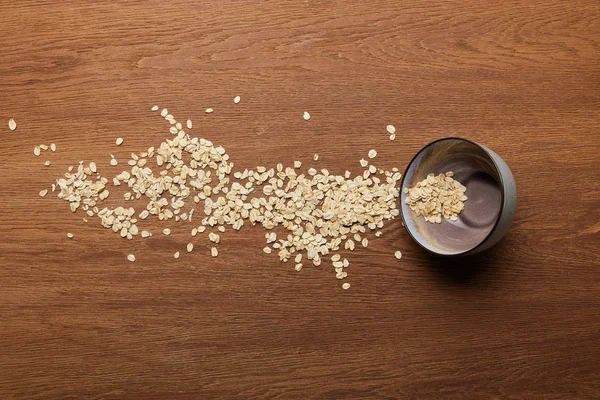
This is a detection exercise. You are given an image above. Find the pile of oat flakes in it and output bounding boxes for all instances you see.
[30,102,404,290]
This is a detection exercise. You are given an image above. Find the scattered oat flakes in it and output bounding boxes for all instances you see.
[48,105,404,289]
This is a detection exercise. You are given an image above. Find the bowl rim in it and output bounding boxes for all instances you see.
[399,137,506,256]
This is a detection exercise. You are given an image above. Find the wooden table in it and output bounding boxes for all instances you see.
[1,1,598,399]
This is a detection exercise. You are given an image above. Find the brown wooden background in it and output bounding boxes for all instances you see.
[1,1,599,399]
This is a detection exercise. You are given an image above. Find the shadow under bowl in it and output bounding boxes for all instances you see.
[400,138,517,256]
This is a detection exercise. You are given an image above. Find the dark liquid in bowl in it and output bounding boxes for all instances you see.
[461,171,502,228]
[431,170,502,252]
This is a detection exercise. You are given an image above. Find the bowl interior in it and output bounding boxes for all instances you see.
[401,139,503,255]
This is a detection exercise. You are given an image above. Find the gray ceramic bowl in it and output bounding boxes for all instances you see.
[400,138,517,256]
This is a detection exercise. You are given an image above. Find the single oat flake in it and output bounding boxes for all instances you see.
[303,111,310,121]
[8,119,17,131]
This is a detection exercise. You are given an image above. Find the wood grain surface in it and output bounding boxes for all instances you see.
[1,1,599,399]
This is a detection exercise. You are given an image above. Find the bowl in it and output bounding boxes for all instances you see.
[400,138,517,256]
